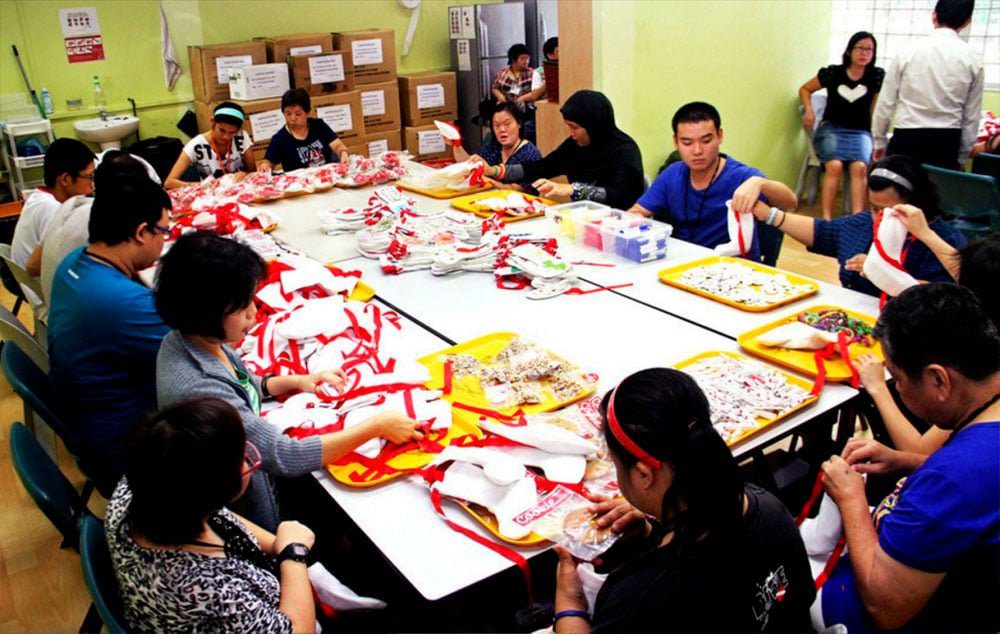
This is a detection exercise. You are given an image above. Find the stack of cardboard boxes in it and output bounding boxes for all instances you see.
[189,30,404,166]
[398,71,458,161]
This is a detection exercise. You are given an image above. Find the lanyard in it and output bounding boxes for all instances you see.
[681,157,722,237]
[83,248,137,282]
[209,135,231,175]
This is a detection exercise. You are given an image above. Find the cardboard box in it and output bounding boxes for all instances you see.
[333,29,396,85]
[358,80,401,134]
[404,125,449,161]
[189,41,267,102]
[398,71,457,127]
[311,91,364,144]
[195,98,285,151]
[346,139,368,157]
[290,51,354,96]
[257,33,334,63]
[229,64,290,101]
[365,129,402,158]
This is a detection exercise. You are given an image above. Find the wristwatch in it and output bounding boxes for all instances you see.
[277,542,310,565]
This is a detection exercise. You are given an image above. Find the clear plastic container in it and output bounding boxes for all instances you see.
[548,201,614,240]
[596,212,672,263]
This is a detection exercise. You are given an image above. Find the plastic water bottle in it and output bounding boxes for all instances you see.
[92,76,106,112]
[40,87,53,116]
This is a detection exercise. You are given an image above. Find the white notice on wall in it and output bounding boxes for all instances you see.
[216,55,253,84]
[352,39,383,65]
[417,84,445,110]
[317,104,353,132]
[248,109,284,142]
[418,130,445,155]
[290,44,323,56]
[361,89,386,117]
[456,39,471,71]
[60,7,100,37]
[308,55,345,83]
[368,139,389,157]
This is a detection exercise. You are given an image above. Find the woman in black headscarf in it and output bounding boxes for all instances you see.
[481,90,644,209]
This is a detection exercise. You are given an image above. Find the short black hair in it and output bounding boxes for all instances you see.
[155,231,266,339]
[935,0,975,29]
[126,398,246,545]
[875,283,999,382]
[43,138,95,188]
[671,101,721,134]
[94,150,153,192]
[493,101,526,127]
[958,233,1000,330]
[543,37,558,59]
[87,177,171,246]
[600,368,745,545]
[868,155,940,220]
[281,88,311,113]
[507,43,530,64]
[213,101,246,128]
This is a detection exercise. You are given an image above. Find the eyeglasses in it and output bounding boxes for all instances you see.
[75,172,96,181]
[148,224,172,238]
[242,441,262,476]
[853,46,874,53]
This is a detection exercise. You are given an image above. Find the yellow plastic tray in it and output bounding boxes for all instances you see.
[673,351,819,447]
[737,306,882,382]
[657,256,819,312]
[327,413,482,487]
[417,332,596,417]
[397,181,493,199]
[450,191,557,223]
[458,501,546,546]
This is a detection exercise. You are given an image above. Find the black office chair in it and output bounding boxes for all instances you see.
[757,220,785,267]
[971,152,1000,183]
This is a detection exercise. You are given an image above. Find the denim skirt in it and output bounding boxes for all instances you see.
[813,122,873,164]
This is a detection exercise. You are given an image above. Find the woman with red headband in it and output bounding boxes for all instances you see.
[551,369,814,633]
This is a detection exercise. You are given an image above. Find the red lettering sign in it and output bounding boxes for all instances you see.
[65,35,105,63]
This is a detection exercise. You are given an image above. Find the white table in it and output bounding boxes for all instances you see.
[256,178,862,602]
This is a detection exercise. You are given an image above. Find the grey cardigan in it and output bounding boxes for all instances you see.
[156,330,324,530]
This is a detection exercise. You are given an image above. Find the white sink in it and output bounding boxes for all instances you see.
[73,115,139,150]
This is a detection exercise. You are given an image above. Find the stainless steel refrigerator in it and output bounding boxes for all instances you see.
[448,2,527,152]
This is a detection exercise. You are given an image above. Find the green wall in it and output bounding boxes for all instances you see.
[0,0,489,147]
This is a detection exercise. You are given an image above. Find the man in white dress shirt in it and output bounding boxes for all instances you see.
[872,0,983,169]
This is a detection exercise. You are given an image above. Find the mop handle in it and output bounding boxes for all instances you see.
[12,45,46,119]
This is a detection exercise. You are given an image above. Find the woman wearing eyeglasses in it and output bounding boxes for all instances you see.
[106,397,318,633]
[154,231,424,531]
[550,369,814,633]
[800,32,885,220]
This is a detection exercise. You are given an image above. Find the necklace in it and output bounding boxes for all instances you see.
[681,156,723,236]
[84,248,134,280]
[949,392,1000,438]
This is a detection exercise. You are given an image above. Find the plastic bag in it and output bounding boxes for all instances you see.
[513,485,621,561]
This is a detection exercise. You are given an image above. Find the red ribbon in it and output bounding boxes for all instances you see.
[872,213,915,309]
[796,471,849,590]
[734,208,748,259]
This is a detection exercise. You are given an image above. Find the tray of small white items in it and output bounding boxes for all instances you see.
[658,256,819,311]
[674,351,817,446]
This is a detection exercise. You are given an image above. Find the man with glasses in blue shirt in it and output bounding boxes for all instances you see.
[47,177,172,494]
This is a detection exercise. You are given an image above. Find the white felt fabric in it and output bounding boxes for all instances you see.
[757,322,839,350]
[433,462,538,539]
[477,419,597,457]
[713,200,756,257]
[862,211,919,297]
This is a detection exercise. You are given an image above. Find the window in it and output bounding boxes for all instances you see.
[829,0,999,90]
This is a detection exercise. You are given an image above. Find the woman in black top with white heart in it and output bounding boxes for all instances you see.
[800,32,886,220]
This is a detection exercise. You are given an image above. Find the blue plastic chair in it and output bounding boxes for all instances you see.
[923,163,999,240]
[79,514,128,634]
[8,422,85,550]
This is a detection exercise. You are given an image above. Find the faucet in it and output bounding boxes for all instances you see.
[99,105,108,121]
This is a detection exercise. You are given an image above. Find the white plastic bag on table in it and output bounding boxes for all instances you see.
[713,200,755,258]
[862,210,918,297]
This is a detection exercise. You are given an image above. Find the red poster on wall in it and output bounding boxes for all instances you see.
[60,7,105,63]
[65,36,105,63]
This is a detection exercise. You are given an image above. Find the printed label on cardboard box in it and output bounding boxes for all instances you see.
[417,129,445,155]
[351,39,384,65]
[416,84,445,110]
[290,44,323,56]
[361,89,386,116]
[216,55,253,84]
[317,104,353,132]
[248,109,284,142]
[368,138,389,157]
[308,55,345,83]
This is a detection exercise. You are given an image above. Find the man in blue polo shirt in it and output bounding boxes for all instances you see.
[630,102,797,260]
[817,284,999,632]
[47,176,171,494]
